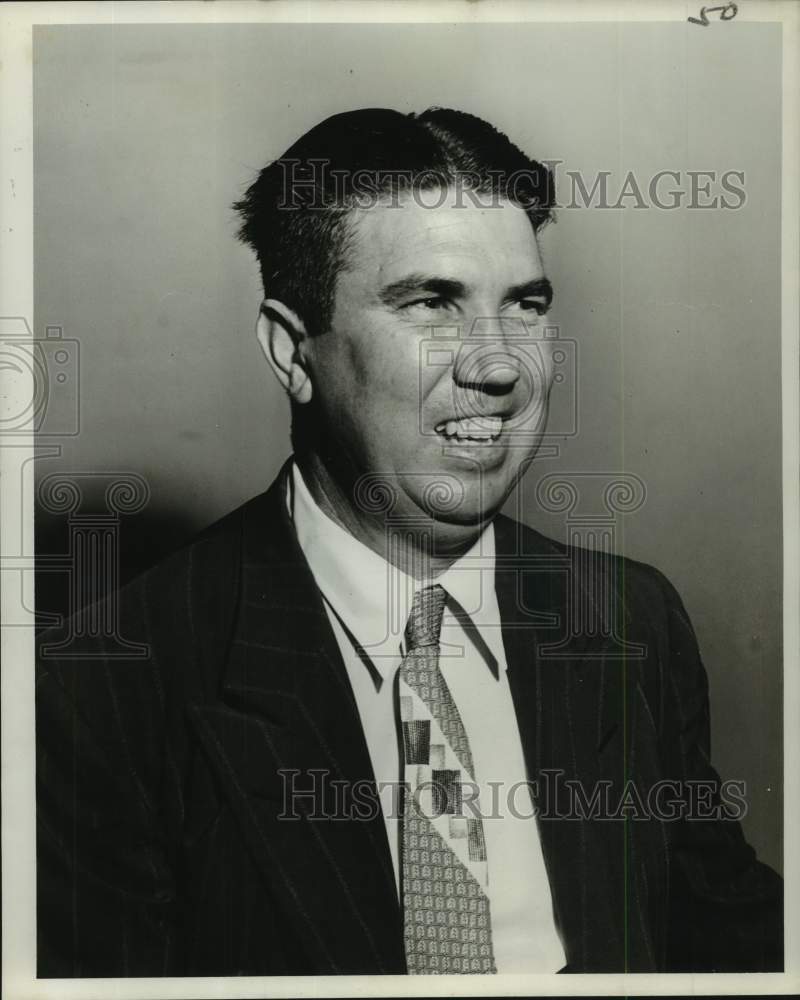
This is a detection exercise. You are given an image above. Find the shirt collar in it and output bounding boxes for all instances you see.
[288,461,504,681]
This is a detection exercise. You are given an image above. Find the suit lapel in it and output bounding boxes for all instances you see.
[494,514,658,972]
[190,469,404,974]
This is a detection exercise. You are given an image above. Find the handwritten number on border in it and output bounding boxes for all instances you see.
[688,2,738,26]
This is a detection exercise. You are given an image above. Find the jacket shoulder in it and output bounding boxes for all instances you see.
[36,485,286,679]
[495,512,685,626]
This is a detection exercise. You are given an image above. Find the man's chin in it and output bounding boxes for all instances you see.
[404,470,513,527]
[421,490,508,536]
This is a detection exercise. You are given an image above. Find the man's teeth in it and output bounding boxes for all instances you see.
[435,416,503,441]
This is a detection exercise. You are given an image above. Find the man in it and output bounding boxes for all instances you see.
[36,107,782,977]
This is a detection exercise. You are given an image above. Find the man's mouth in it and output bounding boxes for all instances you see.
[434,415,503,443]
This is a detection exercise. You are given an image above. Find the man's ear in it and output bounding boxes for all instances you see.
[255,299,313,405]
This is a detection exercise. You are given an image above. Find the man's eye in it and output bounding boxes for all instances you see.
[405,297,452,311]
[516,299,548,315]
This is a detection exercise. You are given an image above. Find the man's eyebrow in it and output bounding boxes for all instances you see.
[378,274,554,309]
[378,275,468,306]
[506,277,553,307]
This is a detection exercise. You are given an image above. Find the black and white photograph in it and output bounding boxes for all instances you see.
[1,1,797,997]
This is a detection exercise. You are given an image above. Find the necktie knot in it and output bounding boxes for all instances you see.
[405,584,447,650]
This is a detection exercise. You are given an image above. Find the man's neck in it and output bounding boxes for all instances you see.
[295,453,487,581]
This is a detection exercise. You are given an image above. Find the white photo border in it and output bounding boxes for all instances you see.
[1,1,798,997]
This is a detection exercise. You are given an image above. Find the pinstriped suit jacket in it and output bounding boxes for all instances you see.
[36,465,782,976]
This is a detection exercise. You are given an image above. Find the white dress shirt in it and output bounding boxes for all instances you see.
[288,461,566,972]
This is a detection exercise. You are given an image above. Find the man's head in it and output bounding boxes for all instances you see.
[235,107,556,557]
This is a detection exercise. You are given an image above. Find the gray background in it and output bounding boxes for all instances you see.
[34,22,783,870]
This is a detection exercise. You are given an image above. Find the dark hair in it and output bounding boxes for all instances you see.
[233,107,555,336]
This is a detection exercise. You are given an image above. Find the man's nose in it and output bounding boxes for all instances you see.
[452,317,523,395]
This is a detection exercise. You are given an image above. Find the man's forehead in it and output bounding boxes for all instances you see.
[344,193,541,276]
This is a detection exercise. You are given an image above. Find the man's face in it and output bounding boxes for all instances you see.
[301,190,555,531]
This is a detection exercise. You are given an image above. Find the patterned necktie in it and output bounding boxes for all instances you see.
[397,584,497,975]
